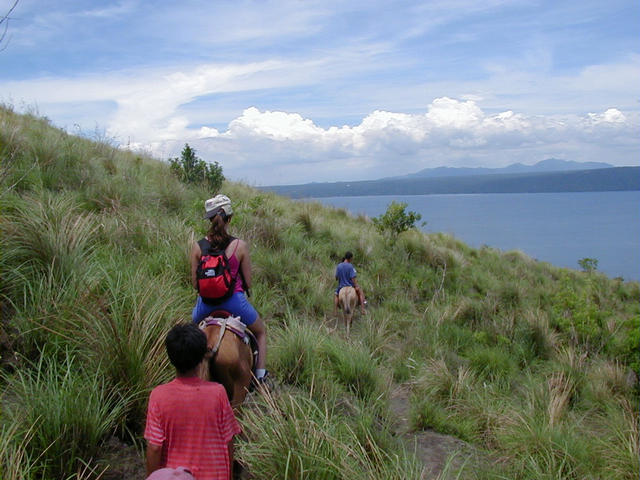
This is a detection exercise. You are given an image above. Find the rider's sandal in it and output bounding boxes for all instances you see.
[249,370,272,392]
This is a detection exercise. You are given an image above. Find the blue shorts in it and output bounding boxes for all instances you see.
[192,292,259,326]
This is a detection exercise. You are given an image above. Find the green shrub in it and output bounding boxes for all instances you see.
[372,201,423,238]
[604,315,640,373]
[578,257,598,273]
[169,143,224,192]
[550,275,609,348]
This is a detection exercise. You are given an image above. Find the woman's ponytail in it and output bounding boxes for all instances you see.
[207,213,232,248]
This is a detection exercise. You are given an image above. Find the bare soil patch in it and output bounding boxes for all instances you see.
[389,384,478,479]
[97,436,146,479]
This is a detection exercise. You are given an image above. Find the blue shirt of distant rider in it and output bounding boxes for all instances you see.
[335,261,357,293]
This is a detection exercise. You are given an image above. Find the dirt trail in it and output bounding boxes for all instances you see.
[389,384,477,479]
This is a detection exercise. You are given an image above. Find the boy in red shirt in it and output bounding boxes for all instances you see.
[145,323,241,480]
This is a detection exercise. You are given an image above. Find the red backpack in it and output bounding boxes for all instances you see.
[196,238,236,304]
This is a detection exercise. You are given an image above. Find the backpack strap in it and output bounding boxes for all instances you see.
[198,237,212,254]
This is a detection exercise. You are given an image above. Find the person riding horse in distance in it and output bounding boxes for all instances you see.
[334,251,367,315]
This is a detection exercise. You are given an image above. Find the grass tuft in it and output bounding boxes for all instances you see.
[1,348,131,479]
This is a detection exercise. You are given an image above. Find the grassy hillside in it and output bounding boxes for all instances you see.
[1,104,638,479]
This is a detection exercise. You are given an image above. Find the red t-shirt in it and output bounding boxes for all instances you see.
[144,377,241,480]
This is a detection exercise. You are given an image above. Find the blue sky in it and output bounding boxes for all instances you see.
[2,0,639,185]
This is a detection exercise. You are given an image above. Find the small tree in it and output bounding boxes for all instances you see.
[169,144,224,192]
[373,201,423,237]
[578,257,598,273]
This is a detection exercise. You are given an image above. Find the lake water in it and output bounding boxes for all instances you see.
[309,191,640,282]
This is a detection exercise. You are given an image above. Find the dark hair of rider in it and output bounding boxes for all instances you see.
[344,251,353,261]
[207,211,232,249]
[165,323,208,374]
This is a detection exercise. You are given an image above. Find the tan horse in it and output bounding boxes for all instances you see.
[198,314,255,409]
[338,286,358,337]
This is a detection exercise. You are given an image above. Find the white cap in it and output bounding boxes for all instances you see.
[204,194,233,219]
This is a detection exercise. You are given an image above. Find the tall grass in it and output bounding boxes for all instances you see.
[1,348,131,479]
[0,191,101,355]
[56,261,190,430]
[592,398,639,480]
[270,317,387,406]
[0,422,37,480]
[238,389,423,480]
[2,191,98,282]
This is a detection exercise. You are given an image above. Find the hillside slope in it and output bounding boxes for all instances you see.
[1,105,638,480]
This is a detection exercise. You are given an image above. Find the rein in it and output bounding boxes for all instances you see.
[209,318,228,356]
[198,317,228,357]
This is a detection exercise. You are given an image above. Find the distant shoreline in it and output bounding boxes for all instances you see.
[261,166,640,199]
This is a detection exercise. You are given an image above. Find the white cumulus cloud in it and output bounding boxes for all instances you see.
[174,98,638,185]
[587,108,626,124]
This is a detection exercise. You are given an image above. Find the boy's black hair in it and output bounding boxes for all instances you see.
[344,251,353,260]
[165,323,208,374]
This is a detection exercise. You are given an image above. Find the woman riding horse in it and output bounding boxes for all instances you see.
[191,195,268,389]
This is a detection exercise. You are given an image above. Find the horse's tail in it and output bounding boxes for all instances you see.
[339,287,355,314]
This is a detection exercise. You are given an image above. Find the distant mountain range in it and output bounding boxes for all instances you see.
[394,158,614,179]
[262,160,639,198]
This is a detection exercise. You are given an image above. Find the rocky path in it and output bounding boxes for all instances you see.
[389,384,476,479]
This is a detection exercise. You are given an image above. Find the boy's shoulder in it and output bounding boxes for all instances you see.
[152,377,226,396]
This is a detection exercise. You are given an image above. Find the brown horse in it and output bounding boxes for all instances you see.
[198,313,255,409]
[338,286,358,337]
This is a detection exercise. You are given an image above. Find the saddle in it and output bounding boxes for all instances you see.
[198,311,258,371]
